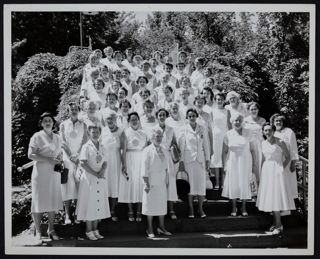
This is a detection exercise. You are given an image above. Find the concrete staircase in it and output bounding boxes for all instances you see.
[40,189,308,248]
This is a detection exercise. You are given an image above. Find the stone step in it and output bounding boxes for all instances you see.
[44,226,307,248]
[40,213,304,238]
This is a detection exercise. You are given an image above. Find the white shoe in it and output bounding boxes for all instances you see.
[86,231,98,240]
[280,210,291,216]
[93,230,104,239]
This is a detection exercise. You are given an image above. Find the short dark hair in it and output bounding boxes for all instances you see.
[112,50,123,59]
[136,76,149,85]
[127,112,140,122]
[165,63,174,69]
[119,99,132,109]
[156,108,169,118]
[118,87,128,96]
[214,92,226,100]
[88,125,102,133]
[262,122,276,133]
[143,99,155,108]
[67,102,80,112]
[186,108,199,119]
[38,112,56,127]
[164,85,173,93]
[193,95,207,105]
[106,92,118,100]
[201,87,214,101]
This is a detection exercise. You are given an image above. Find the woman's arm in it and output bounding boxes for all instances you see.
[80,160,99,178]
[222,141,228,169]
[28,146,57,165]
[226,110,232,130]
[278,139,291,169]
[120,131,128,179]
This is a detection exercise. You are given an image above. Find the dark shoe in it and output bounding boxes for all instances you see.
[47,230,59,241]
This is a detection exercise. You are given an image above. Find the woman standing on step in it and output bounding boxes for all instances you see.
[222,112,256,217]
[28,112,63,244]
[60,103,88,225]
[155,108,179,220]
[76,125,110,241]
[256,123,295,234]
[178,108,210,219]
[142,127,172,238]
[270,113,299,214]
[101,110,126,222]
[118,112,148,222]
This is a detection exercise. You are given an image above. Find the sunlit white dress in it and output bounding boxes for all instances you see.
[76,140,110,221]
[222,128,253,200]
[60,119,86,201]
[101,127,123,198]
[142,144,169,216]
[118,127,148,203]
[29,130,63,213]
[211,107,229,168]
[256,140,296,212]
[274,128,299,200]
[244,116,266,181]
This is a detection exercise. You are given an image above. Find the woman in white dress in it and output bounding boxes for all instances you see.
[121,68,135,99]
[256,123,294,235]
[211,93,231,189]
[118,112,148,222]
[222,112,256,216]
[157,85,174,110]
[117,99,131,130]
[156,108,179,220]
[142,127,172,238]
[80,100,103,128]
[76,125,110,240]
[178,109,210,218]
[166,102,186,139]
[244,102,266,184]
[140,100,157,140]
[190,57,205,89]
[81,54,100,94]
[28,113,63,243]
[101,110,126,222]
[60,103,87,225]
[225,91,249,121]
[271,113,299,212]
[201,87,215,114]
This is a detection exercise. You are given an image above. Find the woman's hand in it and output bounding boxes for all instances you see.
[70,153,79,164]
[205,160,210,171]
[48,157,60,166]
[178,161,185,172]
[122,165,129,180]
[289,160,296,173]
[144,183,151,193]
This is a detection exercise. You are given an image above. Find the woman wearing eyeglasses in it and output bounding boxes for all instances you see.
[178,108,210,219]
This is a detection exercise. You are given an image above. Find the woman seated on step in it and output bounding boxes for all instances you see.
[142,126,172,238]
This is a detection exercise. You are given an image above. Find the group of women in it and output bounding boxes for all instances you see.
[27,46,300,243]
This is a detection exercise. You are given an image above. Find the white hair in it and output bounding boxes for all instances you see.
[151,126,164,138]
[230,112,244,123]
[104,109,117,120]
[226,91,240,102]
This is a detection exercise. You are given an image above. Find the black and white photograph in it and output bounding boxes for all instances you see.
[4,3,315,255]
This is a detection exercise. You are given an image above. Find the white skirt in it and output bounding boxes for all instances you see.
[256,160,296,212]
[142,184,167,216]
[76,171,110,221]
[167,152,178,201]
[118,151,143,203]
[61,158,78,201]
[105,149,121,198]
[185,160,206,196]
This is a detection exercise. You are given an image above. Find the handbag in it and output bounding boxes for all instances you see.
[176,170,190,201]
[54,162,69,184]
[170,143,181,164]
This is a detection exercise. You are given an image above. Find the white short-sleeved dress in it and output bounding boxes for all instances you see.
[75,140,110,221]
[101,127,123,198]
[225,103,249,122]
[222,128,253,200]
[166,117,186,140]
[211,107,229,168]
[274,127,299,199]
[140,116,157,140]
[159,125,178,201]
[142,144,169,216]
[118,127,148,203]
[29,130,63,213]
[244,116,266,181]
[256,139,296,212]
[60,119,86,201]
